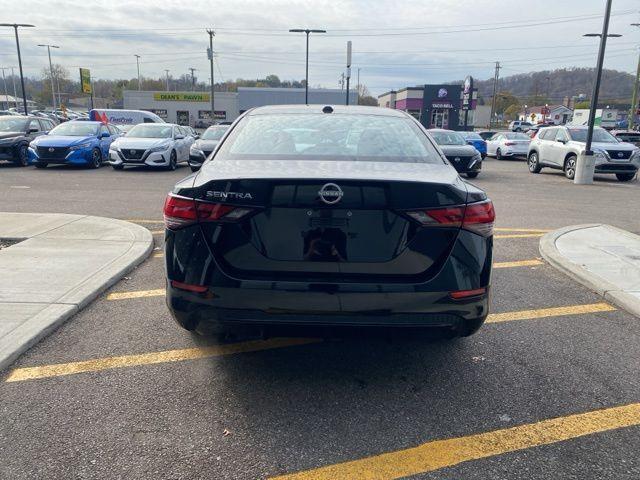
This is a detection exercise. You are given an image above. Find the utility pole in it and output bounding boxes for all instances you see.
[10,67,18,108]
[489,61,500,128]
[37,44,60,110]
[629,24,640,130]
[0,23,35,114]
[0,68,7,108]
[164,69,170,91]
[345,41,352,105]
[207,28,215,123]
[356,67,360,105]
[188,68,197,91]
[134,54,141,91]
[289,28,327,104]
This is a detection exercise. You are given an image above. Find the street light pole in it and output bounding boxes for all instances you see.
[289,28,326,104]
[134,54,141,91]
[38,44,60,110]
[10,67,18,108]
[0,23,35,114]
[207,29,215,122]
[575,0,621,184]
[629,23,640,130]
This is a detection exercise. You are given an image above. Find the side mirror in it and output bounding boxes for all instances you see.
[29,127,39,133]
[175,134,185,140]
[556,138,566,144]
[100,132,110,138]
[466,140,474,145]
[194,135,200,140]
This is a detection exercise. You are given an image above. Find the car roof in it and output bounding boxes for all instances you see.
[247,104,408,117]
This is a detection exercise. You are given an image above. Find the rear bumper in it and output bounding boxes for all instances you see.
[165,227,492,331]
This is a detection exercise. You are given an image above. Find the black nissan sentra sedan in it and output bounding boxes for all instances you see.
[164,105,494,338]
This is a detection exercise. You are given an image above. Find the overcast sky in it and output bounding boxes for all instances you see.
[1,0,638,95]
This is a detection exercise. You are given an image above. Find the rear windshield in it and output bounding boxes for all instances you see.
[215,113,443,163]
[505,133,530,140]
[201,126,228,140]
[430,131,466,146]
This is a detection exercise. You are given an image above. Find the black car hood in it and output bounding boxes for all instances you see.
[195,139,219,150]
[0,131,25,140]
[196,159,460,185]
[438,145,477,156]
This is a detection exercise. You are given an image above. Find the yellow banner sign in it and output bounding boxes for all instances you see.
[79,68,92,94]
[153,92,210,102]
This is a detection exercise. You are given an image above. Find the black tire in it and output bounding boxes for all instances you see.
[190,165,200,172]
[496,148,503,160]
[564,155,577,180]
[466,171,479,178]
[616,172,636,182]
[112,164,124,171]
[14,144,29,167]
[515,127,521,132]
[88,148,102,169]
[528,151,542,173]
[167,150,177,171]
[34,161,48,169]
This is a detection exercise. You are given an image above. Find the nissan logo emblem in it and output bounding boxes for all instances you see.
[618,152,624,158]
[318,183,343,205]
[48,147,54,152]
[130,150,136,155]
[454,157,461,162]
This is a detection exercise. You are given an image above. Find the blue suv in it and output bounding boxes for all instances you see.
[29,120,120,168]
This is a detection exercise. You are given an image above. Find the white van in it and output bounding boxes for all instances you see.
[89,109,164,126]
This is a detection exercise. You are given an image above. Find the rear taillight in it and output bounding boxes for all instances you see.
[406,200,495,237]
[163,193,254,230]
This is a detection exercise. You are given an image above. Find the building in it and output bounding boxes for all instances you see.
[378,84,478,130]
[0,94,36,111]
[518,105,572,125]
[123,87,357,127]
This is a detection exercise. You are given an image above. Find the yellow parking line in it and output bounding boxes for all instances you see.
[494,228,552,233]
[270,402,640,480]
[494,259,543,269]
[495,233,544,239]
[486,302,614,324]
[123,219,163,224]
[106,289,165,300]
[4,338,320,383]
[150,230,164,235]
[153,252,164,258]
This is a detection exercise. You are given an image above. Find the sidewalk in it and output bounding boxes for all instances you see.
[0,213,153,370]
[540,224,640,318]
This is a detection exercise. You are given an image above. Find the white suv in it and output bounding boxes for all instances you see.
[509,121,532,132]
[527,126,640,181]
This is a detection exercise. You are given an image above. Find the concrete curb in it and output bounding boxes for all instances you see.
[539,224,640,318]
[0,214,154,371]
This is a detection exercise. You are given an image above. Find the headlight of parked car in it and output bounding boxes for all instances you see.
[631,149,640,160]
[593,150,609,161]
[69,142,92,151]
[148,143,170,153]
[190,144,204,155]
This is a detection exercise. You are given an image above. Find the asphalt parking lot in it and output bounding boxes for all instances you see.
[1,158,639,479]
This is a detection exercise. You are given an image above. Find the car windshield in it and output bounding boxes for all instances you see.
[50,122,99,136]
[127,124,174,138]
[201,126,228,141]
[0,117,28,132]
[460,132,482,140]
[216,113,442,163]
[505,133,530,140]
[430,131,467,146]
[568,128,617,143]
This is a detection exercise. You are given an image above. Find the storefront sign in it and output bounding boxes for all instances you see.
[148,109,168,120]
[153,93,210,102]
[432,102,454,109]
[462,76,474,111]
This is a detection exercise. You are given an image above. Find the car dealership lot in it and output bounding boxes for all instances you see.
[1,159,639,479]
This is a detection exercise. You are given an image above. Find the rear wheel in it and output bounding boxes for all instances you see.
[34,161,48,169]
[89,148,102,169]
[564,155,577,180]
[528,151,542,173]
[167,150,177,171]
[616,172,636,182]
[14,144,28,167]
[496,148,503,160]
[466,171,479,178]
